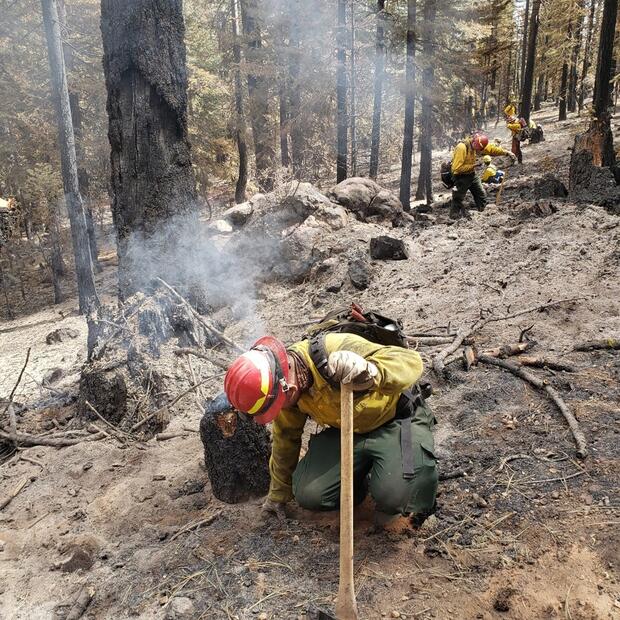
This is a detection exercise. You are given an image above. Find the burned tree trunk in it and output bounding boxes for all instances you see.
[415,0,436,205]
[369,0,386,180]
[569,0,618,190]
[336,0,348,183]
[57,0,100,272]
[41,0,99,315]
[200,394,270,503]
[519,0,530,97]
[288,0,304,178]
[520,0,542,122]
[567,0,584,113]
[399,0,417,211]
[559,26,570,122]
[578,0,596,113]
[240,0,276,192]
[349,0,358,177]
[100,0,198,299]
[231,0,248,204]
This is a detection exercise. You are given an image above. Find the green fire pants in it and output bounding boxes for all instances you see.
[292,403,438,517]
[451,172,487,214]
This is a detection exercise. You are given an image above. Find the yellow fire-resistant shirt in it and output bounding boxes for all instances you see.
[267,333,424,503]
[481,164,498,182]
[507,120,522,136]
[451,138,508,176]
[503,103,517,117]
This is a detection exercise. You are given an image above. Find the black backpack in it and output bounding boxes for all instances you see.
[303,303,408,385]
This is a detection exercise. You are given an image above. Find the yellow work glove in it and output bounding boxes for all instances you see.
[326,350,378,391]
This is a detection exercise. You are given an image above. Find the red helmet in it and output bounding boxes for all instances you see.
[224,336,290,424]
[471,133,489,151]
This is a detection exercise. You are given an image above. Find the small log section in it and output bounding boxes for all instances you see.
[199,393,271,503]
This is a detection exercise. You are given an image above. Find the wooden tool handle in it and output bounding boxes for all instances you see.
[335,383,359,620]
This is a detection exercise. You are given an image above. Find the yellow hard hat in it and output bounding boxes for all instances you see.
[483,155,492,164]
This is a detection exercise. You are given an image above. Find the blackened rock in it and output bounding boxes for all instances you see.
[369,236,409,261]
[348,258,371,290]
[46,328,79,345]
[532,174,568,198]
[325,281,344,293]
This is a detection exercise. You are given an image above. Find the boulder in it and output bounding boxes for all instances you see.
[531,174,568,199]
[46,327,79,345]
[222,202,253,226]
[327,177,404,223]
[370,236,409,260]
[348,258,371,290]
[209,219,233,234]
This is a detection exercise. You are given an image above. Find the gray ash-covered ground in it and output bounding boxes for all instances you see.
[0,105,619,619]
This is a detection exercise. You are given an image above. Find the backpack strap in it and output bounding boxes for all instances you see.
[308,333,336,386]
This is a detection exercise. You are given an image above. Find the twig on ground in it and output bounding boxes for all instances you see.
[130,374,224,432]
[407,336,455,346]
[2,347,31,445]
[516,356,576,372]
[498,454,534,471]
[84,400,134,440]
[521,471,585,485]
[155,432,188,441]
[574,338,619,351]
[156,278,244,354]
[433,298,585,377]
[0,474,35,510]
[478,355,588,458]
[19,454,45,468]
[169,511,221,542]
[439,468,469,481]
[0,428,107,448]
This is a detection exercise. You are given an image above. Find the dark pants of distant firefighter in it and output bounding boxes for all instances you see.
[511,136,523,163]
[450,172,486,218]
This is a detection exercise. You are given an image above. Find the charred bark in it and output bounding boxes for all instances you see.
[578,0,596,113]
[41,0,99,315]
[240,0,276,192]
[200,394,271,503]
[399,0,417,211]
[415,0,436,205]
[100,0,198,299]
[288,0,303,178]
[567,0,584,113]
[559,36,569,122]
[349,0,357,176]
[592,0,617,120]
[231,0,248,204]
[57,0,100,271]
[336,0,348,183]
[369,0,386,180]
[519,0,530,97]
[520,0,542,122]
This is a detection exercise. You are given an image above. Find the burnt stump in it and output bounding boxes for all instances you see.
[199,394,271,503]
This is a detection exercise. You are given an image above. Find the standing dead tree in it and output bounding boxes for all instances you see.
[336,0,348,183]
[100,0,198,299]
[231,0,248,204]
[41,0,99,315]
[399,0,417,211]
[520,0,542,123]
[569,0,618,189]
[369,0,386,180]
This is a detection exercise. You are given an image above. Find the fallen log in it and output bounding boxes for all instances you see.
[65,586,95,620]
[0,429,107,448]
[477,355,587,459]
[516,356,576,372]
[0,474,35,510]
[574,338,619,352]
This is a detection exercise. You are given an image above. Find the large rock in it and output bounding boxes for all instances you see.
[348,258,371,290]
[222,201,253,226]
[370,236,409,260]
[46,327,79,345]
[327,177,404,223]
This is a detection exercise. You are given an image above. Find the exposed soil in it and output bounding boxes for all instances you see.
[1,105,619,620]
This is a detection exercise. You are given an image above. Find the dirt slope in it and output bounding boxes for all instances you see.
[0,106,619,620]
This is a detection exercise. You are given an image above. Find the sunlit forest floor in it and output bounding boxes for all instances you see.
[1,104,619,619]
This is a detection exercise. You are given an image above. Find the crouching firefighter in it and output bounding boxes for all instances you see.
[450,132,516,219]
[223,310,438,529]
